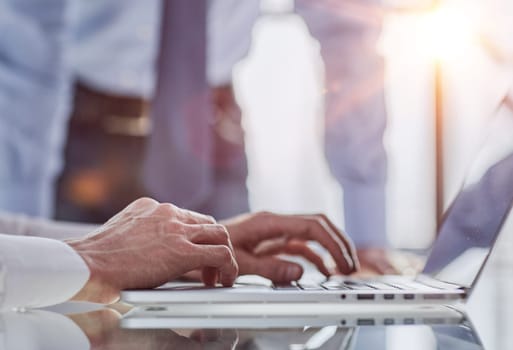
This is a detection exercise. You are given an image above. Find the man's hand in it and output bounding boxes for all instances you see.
[354,248,424,277]
[68,198,238,304]
[221,212,359,283]
[356,248,398,275]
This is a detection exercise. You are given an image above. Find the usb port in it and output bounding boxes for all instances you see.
[357,294,375,300]
[404,294,415,300]
[384,318,395,325]
[423,294,444,300]
[423,318,445,324]
[383,294,395,300]
[357,318,375,326]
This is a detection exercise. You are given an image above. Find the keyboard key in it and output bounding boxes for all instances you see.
[297,283,325,291]
[273,283,300,291]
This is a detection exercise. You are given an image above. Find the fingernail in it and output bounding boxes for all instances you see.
[287,266,302,280]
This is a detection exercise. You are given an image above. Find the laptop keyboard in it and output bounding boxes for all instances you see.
[273,278,436,291]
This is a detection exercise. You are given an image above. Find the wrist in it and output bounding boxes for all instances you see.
[67,241,119,304]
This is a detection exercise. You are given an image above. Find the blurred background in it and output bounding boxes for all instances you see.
[2,0,513,346]
[2,0,513,250]
[237,0,513,249]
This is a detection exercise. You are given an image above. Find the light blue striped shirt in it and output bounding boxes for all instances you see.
[0,0,71,217]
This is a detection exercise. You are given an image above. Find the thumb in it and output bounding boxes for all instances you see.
[240,253,304,283]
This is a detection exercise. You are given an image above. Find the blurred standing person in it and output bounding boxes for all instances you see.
[162,0,392,272]
[147,0,393,272]
[144,0,260,220]
[55,0,162,222]
[199,0,261,218]
[295,0,392,272]
[56,0,259,223]
[0,0,72,218]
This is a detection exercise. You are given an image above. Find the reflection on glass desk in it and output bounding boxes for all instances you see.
[0,307,484,349]
[120,304,465,329]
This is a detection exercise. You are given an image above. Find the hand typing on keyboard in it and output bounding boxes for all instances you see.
[351,249,424,277]
[221,212,359,283]
[354,248,398,276]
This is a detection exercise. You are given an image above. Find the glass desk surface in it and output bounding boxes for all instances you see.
[0,307,484,350]
[1,239,512,350]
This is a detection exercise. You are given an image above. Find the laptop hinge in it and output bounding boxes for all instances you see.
[416,274,466,290]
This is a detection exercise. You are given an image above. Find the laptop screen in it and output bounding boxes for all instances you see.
[422,110,513,288]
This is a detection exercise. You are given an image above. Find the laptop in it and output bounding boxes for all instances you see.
[122,109,513,307]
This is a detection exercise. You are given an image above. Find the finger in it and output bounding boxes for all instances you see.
[191,329,239,350]
[281,241,331,277]
[154,203,216,225]
[253,237,289,255]
[377,261,398,275]
[196,245,239,287]
[176,208,217,225]
[179,270,202,282]
[190,329,222,342]
[202,267,219,287]
[254,239,331,277]
[357,249,397,275]
[238,251,303,283]
[308,214,359,270]
[366,259,397,275]
[186,224,234,253]
[301,214,359,273]
[161,331,202,350]
[186,224,236,286]
[248,213,356,274]
[203,329,239,350]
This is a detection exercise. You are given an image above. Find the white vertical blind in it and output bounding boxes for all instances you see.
[235,13,345,229]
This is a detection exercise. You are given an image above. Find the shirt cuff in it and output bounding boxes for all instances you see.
[0,235,90,310]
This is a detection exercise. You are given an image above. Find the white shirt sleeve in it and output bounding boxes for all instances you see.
[207,0,260,86]
[0,234,90,311]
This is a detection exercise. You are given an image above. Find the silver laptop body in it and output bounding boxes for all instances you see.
[122,115,513,307]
